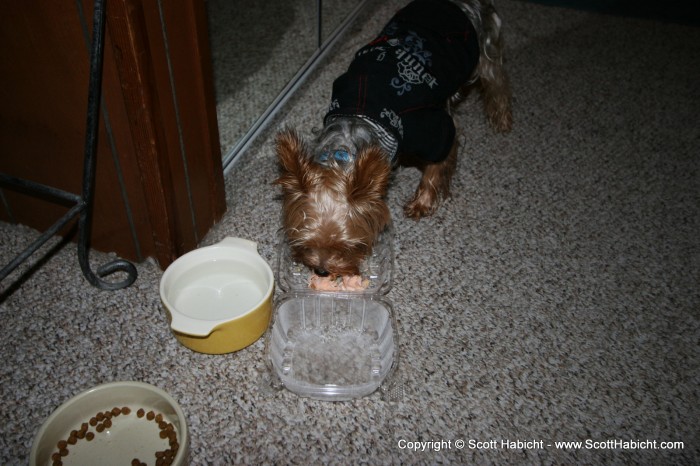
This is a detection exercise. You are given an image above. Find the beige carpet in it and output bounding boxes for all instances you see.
[207,0,361,156]
[1,0,698,464]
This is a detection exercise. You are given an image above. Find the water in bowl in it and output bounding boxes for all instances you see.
[172,260,267,320]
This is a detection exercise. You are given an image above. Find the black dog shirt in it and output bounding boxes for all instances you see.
[324,0,480,164]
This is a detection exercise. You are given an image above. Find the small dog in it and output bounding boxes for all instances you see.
[275,0,512,276]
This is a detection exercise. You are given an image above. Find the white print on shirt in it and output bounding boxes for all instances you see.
[380,108,404,136]
[390,31,439,95]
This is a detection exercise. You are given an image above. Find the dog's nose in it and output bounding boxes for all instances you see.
[314,268,330,277]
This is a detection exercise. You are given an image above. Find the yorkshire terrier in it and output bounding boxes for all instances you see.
[275,0,512,277]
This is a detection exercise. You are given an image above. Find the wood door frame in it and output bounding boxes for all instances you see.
[105,0,226,267]
[0,0,225,270]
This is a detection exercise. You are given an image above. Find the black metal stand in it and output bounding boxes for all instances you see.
[0,0,137,290]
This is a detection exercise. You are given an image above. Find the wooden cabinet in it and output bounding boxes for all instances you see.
[0,0,226,269]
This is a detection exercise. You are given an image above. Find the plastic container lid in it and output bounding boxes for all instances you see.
[267,227,398,401]
[269,294,396,401]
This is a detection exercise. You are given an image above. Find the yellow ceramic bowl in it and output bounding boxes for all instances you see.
[160,237,275,354]
[29,381,188,466]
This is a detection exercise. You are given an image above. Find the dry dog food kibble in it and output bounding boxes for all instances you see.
[49,406,179,466]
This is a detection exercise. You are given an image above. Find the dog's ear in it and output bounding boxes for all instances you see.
[346,146,391,235]
[349,146,391,201]
[274,130,314,194]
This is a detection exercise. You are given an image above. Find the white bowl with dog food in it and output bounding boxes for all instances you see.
[29,381,188,466]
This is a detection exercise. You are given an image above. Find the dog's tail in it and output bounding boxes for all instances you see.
[451,0,513,132]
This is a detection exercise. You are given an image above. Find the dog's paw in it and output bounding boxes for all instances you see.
[404,191,438,220]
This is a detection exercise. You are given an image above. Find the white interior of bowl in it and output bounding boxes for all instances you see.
[29,381,188,466]
[160,237,274,336]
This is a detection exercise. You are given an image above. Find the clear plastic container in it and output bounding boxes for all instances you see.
[275,228,394,296]
[266,228,400,401]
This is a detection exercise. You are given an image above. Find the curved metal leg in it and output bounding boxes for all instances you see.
[77,0,137,290]
[0,0,136,290]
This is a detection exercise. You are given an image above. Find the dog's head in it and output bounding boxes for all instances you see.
[274,130,391,275]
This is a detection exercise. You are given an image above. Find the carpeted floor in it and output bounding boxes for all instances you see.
[206,0,317,156]
[1,0,699,464]
[207,0,362,156]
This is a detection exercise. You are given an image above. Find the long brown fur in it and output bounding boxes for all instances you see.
[275,130,391,275]
[275,0,512,275]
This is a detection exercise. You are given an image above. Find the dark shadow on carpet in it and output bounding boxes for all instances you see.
[517,0,700,26]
